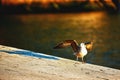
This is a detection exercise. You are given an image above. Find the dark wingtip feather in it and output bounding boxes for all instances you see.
[53,46,60,49]
[84,41,91,45]
[53,43,63,49]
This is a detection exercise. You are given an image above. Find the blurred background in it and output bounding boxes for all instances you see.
[0,0,120,69]
[0,0,119,13]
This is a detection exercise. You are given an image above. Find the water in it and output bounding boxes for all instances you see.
[0,12,120,69]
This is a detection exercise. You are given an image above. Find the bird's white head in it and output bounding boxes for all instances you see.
[80,43,86,47]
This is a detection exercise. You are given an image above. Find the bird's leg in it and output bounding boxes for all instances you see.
[82,57,85,63]
[74,56,79,64]
[76,56,79,61]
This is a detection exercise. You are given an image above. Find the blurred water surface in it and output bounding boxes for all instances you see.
[0,12,120,69]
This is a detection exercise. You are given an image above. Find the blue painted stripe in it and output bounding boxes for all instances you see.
[0,50,59,60]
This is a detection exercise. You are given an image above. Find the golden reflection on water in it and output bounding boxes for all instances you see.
[71,12,108,28]
[18,12,111,49]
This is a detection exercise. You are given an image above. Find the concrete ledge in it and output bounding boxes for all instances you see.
[0,45,120,80]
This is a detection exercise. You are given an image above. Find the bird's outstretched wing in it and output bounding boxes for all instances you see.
[84,41,93,51]
[53,40,79,52]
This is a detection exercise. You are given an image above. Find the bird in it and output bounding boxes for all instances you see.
[53,40,93,63]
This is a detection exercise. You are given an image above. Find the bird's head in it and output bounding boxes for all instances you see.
[80,43,85,47]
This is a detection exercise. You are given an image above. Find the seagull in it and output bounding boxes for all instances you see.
[53,40,93,63]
